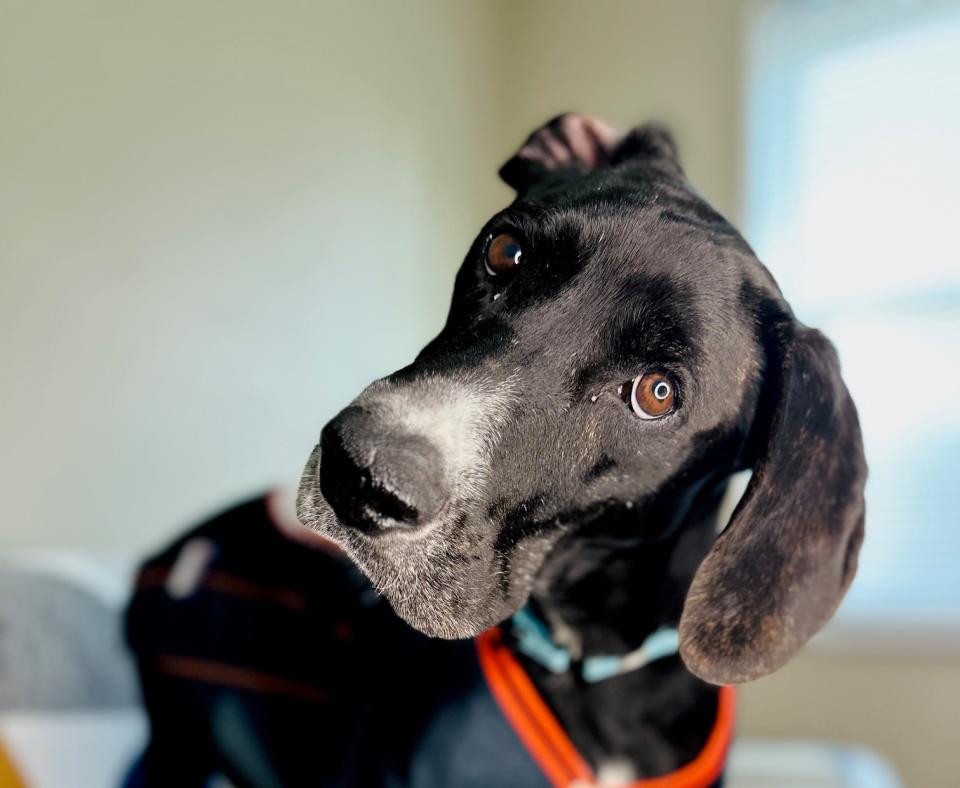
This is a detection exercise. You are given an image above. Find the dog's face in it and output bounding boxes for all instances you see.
[298,115,866,684]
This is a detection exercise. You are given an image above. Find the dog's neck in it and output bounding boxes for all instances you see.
[515,487,730,777]
[530,485,726,658]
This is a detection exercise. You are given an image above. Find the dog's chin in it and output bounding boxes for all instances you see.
[386,580,508,640]
[296,448,525,639]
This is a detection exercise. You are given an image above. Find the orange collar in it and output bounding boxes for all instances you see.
[475,627,736,788]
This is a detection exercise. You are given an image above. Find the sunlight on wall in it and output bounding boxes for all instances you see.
[745,1,960,623]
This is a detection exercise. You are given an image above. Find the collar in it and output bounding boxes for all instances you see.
[510,606,680,683]
[476,627,736,788]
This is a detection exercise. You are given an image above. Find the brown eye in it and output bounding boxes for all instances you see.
[485,233,523,276]
[630,371,676,419]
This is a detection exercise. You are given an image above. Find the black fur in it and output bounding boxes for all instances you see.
[297,114,866,778]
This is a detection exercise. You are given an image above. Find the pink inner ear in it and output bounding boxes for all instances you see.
[503,114,624,189]
[542,128,574,165]
[517,142,557,170]
[562,115,621,168]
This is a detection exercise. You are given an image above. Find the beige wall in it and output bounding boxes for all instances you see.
[0,0,510,553]
[499,0,753,222]
[1,1,954,784]
[741,648,958,787]
[1,0,753,553]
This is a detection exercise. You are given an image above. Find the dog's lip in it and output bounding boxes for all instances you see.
[334,512,440,545]
[332,496,437,539]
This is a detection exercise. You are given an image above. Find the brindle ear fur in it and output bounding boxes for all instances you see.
[499,114,681,194]
[680,321,866,685]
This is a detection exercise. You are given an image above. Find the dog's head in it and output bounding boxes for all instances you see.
[297,115,866,685]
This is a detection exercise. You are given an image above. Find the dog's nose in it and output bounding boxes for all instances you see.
[319,406,447,533]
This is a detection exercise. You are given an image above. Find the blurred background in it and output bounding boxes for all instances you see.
[1,0,958,785]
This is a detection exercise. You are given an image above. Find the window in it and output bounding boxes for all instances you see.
[744,1,960,626]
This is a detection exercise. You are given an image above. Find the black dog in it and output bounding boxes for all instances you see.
[129,114,865,787]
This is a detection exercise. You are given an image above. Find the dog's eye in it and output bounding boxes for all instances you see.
[485,233,523,276]
[630,371,676,419]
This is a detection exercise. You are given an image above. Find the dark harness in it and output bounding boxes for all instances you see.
[126,495,734,788]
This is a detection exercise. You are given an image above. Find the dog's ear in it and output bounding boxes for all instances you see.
[679,320,866,685]
[499,114,681,194]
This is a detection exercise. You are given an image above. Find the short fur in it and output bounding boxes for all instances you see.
[297,114,866,775]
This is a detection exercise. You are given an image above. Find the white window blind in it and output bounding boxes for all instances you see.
[745,1,960,625]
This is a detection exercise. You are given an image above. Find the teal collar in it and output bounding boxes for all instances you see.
[510,606,680,684]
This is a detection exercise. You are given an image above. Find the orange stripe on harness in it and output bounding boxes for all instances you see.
[477,627,592,786]
[157,655,330,703]
[476,627,735,788]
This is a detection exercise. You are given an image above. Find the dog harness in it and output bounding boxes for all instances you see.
[126,494,736,788]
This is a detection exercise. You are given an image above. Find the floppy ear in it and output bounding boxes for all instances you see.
[499,114,681,194]
[679,321,866,685]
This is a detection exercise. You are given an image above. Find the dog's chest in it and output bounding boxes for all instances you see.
[523,654,724,781]
[531,666,680,776]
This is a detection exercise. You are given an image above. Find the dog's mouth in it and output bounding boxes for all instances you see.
[297,443,538,638]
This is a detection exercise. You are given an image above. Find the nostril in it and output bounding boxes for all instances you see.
[319,411,446,533]
[318,423,388,530]
[360,481,419,525]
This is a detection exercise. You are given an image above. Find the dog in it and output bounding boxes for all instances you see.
[128,114,865,788]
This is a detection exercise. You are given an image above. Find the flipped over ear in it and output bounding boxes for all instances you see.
[679,322,866,685]
[499,114,681,195]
